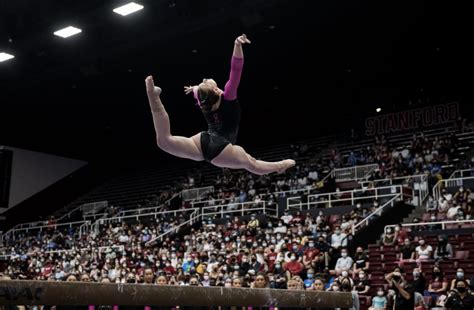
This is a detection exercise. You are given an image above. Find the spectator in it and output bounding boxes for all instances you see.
[332,248,353,275]
[386,272,415,310]
[411,267,426,295]
[395,224,408,245]
[283,254,304,277]
[434,234,453,260]
[369,287,388,310]
[382,227,397,246]
[331,227,348,249]
[354,270,370,295]
[415,238,432,261]
[311,278,325,291]
[427,266,448,305]
[281,211,293,224]
[353,247,369,274]
[251,273,269,288]
[303,268,315,289]
[450,268,471,290]
[426,196,438,212]
[444,279,474,310]
[398,238,415,261]
[247,215,259,230]
[339,277,360,310]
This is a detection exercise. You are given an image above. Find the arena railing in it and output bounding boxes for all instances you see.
[180,186,214,201]
[145,210,201,246]
[145,201,277,246]
[201,200,277,219]
[287,184,409,211]
[0,245,125,261]
[1,220,91,242]
[384,219,474,233]
[330,163,380,182]
[449,168,474,179]
[351,194,402,235]
[90,208,199,233]
[359,174,429,206]
[433,176,474,201]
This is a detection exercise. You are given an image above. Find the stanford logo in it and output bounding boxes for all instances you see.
[365,102,460,136]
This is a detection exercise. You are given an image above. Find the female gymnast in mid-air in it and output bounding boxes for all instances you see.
[145,34,295,175]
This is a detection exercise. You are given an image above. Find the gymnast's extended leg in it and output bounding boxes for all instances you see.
[145,75,204,161]
[211,144,295,175]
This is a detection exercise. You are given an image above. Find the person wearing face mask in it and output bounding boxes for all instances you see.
[303,269,315,289]
[454,186,471,203]
[369,288,387,310]
[281,211,293,225]
[303,240,320,269]
[273,221,287,234]
[411,267,426,295]
[247,215,259,231]
[426,195,438,212]
[394,224,407,245]
[427,266,448,306]
[331,227,348,249]
[382,227,397,246]
[354,271,370,295]
[434,234,453,260]
[415,238,432,261]
[352,247,369,275]
[332,249,353,276]
[163,260,175,275]
[398,238,415,262]
[450,268,471,290]
[444,279,474,310]
[283,254,304,277]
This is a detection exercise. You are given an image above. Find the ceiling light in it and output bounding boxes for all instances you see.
[376,108,382,113]
[0,52,14,62]
[54,26,82,38]
[113,2,144,16]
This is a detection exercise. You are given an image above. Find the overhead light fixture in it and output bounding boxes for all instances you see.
[0,52,14,62]
[54,26,82,38]
[113,2,144,16]
[376,108,382,113]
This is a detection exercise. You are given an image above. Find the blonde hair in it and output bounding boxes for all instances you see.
[197,83,220,112]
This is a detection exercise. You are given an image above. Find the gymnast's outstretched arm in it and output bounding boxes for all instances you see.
[223,34,250,101]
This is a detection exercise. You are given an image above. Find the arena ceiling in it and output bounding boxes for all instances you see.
[0,0,471,164]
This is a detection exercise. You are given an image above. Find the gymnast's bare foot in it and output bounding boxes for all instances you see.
[277,159,296,174]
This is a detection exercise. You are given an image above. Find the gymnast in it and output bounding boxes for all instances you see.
[145,34,295,175]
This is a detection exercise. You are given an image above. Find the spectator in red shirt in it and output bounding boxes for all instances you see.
[284,254,304,277]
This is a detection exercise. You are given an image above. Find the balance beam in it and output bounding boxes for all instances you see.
[0,280,353,308]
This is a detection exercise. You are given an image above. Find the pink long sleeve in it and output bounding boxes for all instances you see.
[223,56,244,101]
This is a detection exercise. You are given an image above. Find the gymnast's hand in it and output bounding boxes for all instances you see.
[235,34,251,46]
[184,85,196,95]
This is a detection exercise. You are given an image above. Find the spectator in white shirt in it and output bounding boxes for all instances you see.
[273,221,287,234]
[308,170,319,181]
[415,238,433,260]
[331,248,354,275]
[331,227,348,249]
[281,211,293,224]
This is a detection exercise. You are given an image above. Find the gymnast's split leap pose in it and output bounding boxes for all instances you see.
[145,34,295,175]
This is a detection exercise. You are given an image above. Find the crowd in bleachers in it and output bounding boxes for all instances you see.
[2,125,474,310]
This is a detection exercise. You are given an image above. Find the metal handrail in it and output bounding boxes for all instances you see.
[433,176,474,201]
[385,219,474,233]
[352,194,402,235]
